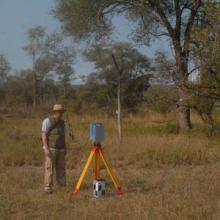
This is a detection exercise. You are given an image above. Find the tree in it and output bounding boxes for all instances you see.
[0,54,10,84]
[75,75,109,114]
[145,85,178,114]
[153,51,175,85]
[54,0,208,131]
[190,1,220,97]
[24,26,75,109]
[4,70,59,110]
[55,46,76,99]
[4,70,33,108]
[85,42,152,139]
[174,1,220,128]
[24,26,46,109]
[0,55,10,104]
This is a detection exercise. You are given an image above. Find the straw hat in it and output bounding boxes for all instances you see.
[52,104,66,112]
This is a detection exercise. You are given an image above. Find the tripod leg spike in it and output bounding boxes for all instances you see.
[116,187,124,197]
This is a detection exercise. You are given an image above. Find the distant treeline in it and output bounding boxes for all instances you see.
[0,1,220,132]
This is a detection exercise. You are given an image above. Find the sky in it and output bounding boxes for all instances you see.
[0,0,171,80]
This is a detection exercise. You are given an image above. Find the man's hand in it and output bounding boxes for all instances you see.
[42,132,51,157]
[44,147,52,158]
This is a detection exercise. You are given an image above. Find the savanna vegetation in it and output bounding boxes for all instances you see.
[1,113,220,219]
[1,0,220,219]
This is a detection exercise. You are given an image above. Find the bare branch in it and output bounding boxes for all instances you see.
[183,0,203,53]
[148,0,174,38]
[187,66,200,76]
[175,0,181,39]
[112,54,121,73]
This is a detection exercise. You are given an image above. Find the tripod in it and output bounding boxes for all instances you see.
[70,143,124,197]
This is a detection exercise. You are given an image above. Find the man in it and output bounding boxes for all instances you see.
[41,104,67,194]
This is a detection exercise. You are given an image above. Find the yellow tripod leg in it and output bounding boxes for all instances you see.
[71,150,95,196]
[99,150,124,196]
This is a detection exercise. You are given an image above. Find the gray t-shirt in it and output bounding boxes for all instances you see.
[42,117,51,133]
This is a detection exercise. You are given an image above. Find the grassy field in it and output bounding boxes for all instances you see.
[1,112,220,220]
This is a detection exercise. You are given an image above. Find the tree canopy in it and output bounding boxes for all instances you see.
[54,0,209,130]
[83,42,153,113]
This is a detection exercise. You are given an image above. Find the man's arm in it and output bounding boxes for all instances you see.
[42,132,51,157]
[42,118,52,157]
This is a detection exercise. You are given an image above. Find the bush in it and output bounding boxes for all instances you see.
[145,85,178,114]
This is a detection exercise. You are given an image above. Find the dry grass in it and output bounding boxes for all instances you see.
[1,112,220,219]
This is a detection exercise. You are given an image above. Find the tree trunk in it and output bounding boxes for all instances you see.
[32,71,37,110]
[177,87,192,131]
[175,53,192,131]
[112,54,122,140]
[117,72,122,140]
[32,53,37,110]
